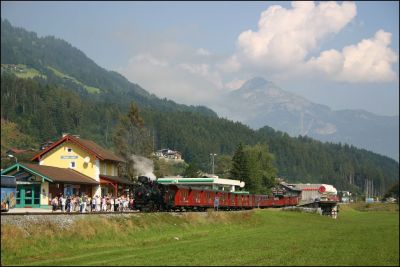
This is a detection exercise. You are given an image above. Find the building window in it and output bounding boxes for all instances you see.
[70,161,76,168]
[67,147,73,153]
[103,162,107,175]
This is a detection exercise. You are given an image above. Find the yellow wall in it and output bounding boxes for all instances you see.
[40,141,97,180]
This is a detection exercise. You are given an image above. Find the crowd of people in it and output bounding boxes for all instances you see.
[50,194,136,213]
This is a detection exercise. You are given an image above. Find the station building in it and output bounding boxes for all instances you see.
[0,134,133,209]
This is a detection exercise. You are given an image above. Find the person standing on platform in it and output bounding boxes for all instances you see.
[60,195,66,212]
[214,195,220,211]
[51,196,58,212]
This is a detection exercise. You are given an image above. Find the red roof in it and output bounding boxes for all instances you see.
[22,163,99,185]
[100,175,135,185]
[31,134,125,163]
[7,148,30,154]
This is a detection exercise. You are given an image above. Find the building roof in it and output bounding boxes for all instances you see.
[1,163,99,185]
[77,138,124,162]
[6,148,30,154]
[31,134,125,163]
[157,177,245,188]
[24,163,99,184]
[100,175,135,185]
[279,182,303,192]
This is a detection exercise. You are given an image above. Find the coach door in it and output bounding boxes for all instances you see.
[16,184,41,208]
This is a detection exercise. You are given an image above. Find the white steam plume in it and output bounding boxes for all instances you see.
[131,155,156,180]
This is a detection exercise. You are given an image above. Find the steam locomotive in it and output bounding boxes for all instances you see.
[133,176,300,211]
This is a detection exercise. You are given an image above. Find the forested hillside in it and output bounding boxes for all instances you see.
[1,19,216,117]
[1,19,398,196]
[1,74,398,195]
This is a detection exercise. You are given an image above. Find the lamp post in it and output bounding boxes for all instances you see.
[210,153,217,175]
[7,154,18,164]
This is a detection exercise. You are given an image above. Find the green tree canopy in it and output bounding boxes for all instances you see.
[243,143,277,194]
[230,143,250,184]
[183,163,201,178]
[113,102,153,178]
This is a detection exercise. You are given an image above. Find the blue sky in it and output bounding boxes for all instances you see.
[2,1,399,116]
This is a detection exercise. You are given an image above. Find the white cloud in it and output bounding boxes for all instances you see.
[132,53,169,67]
[118,1,398,113]
[232,1,398,83]
[179,62,224,89]
[307,30,398,82]
[196,48,211,56]
[217,55,241,73]
[225,78,246,91]
[120,48,224,106]
[236,1,357,70]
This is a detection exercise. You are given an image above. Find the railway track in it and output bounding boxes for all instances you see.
[1,208,256,216]
[1,210,144,216]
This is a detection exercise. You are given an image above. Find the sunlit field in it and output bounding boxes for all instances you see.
[1,203,398,266]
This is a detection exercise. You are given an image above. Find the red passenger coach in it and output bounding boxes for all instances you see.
[160,183,301,211]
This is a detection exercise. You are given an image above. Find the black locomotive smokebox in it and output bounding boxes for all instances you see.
[138,176,150,184]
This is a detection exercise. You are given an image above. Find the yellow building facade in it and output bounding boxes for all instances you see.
[1,134,132,208]
[33,134,127,198]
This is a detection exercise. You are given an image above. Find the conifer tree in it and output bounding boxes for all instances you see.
[230,143,250,188]
[113,102,153,179]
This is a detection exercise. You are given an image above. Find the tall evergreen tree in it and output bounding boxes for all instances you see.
[230,143,250,188]
[244,144,277,194]
[183,163,201,178]
[113,102,153,179]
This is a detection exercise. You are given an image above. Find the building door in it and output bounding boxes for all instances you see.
[16,184,41,208]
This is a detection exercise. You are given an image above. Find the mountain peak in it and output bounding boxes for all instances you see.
[240,77,269,90]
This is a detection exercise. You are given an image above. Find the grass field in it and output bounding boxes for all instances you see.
[47,66,101,94]
[1,64,46,79]
[1,203,398,266]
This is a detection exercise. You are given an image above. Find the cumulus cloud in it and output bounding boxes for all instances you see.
[196,48,211,56]
[132,53,169,67]
[236,1,357,70]
[232,1,398,83]
[307,30,398,82]
[179,62,224,89]
[119,46,226,106]
[118,1,398,111]
[225,78,246,91]
[217,55,241,73]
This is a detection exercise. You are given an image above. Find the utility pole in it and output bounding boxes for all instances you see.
[210,153,217,175]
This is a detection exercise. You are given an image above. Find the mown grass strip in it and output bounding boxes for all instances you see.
[1,206,398,266]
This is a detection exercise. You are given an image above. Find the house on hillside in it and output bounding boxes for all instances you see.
[6,148,34,155]
[40,140,54,150]
[155,148,183,161]
[1,134,133,209]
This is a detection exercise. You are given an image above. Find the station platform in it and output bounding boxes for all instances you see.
[2,208,53,213]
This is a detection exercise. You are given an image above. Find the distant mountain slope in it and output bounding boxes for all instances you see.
[1,19,216,117]
[222,77,399,160]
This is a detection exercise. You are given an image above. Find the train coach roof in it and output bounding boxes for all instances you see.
[166,184,255,195]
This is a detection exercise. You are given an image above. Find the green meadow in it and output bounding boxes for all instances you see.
[1,203,398,266]
[47,66,101,94]
[1,64,46,79]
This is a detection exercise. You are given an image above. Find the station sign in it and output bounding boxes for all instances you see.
[61,155,78,159]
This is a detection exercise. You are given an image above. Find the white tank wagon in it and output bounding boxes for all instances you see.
[281,182,339,218]
[287,183,338,204]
